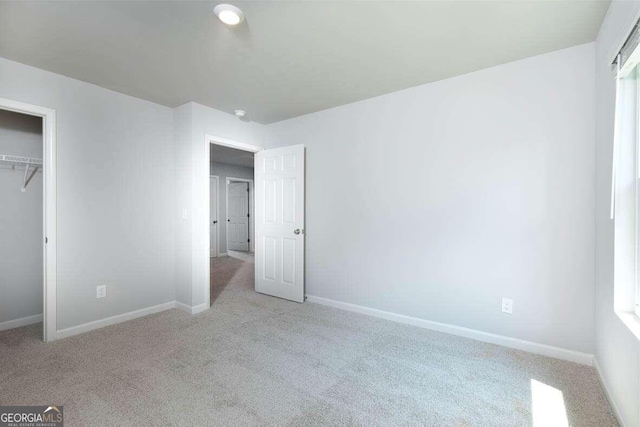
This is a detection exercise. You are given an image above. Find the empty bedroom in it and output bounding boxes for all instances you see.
[0,1,639,426]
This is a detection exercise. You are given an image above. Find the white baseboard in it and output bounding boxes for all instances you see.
[175,301,191,313]
[211,252,227,258]
[56,301,176,340]
[306,295,594,366]
[176,301,209,315]
[191,302,209,314]
[0,314,43,332]
[594,358,627,427]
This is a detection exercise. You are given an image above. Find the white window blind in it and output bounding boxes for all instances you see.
[616,21,640,76]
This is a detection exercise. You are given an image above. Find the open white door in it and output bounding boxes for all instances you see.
[255,144,305,303]
[209,176,218,257]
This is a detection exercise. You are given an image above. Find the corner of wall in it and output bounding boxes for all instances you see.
[173,102,194,306]
[174,101,269,310]
[594,1,640,426]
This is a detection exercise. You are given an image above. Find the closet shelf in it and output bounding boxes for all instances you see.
[0,154,43,192]
[0,154,43,166]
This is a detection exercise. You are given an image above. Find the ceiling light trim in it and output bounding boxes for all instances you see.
[213,4,245,26]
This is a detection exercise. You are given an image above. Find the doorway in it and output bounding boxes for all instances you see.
[209,175,219,257]
[0,97,57,342]
[204,135,306,307]
[208,139,257,304]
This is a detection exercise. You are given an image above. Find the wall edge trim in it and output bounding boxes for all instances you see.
[0,314,43,332]
[56,301,177,339]
[306,294,595,366]
[594,357,629,427]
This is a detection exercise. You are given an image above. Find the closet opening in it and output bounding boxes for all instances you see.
[0,98,57,342]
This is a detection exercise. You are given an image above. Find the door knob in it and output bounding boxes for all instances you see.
[213,221,217,224]
[294,229,301,235]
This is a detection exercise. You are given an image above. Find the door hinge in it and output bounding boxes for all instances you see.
[247,238,251,243]
[247,213,250,218]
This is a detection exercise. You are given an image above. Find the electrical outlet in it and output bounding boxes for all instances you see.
[97,285,107,299]
[501,297,513,314]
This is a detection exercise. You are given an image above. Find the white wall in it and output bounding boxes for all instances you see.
[209,161,254,254]
[174,103,193,307]
[595,1,640,426]
[0,109,43,325]
[0,56,176,331]
[266,43,596,354]
[0,57,267,329]
[0,29,617,400]
[174,102,264,309]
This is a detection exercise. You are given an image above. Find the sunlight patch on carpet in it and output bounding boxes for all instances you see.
[531,379,568,427]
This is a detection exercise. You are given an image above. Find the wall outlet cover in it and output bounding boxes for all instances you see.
[501,297,513,314]
[97,285,107,299]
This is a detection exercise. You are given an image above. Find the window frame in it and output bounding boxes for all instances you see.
[612,59,640,340]
[635,66,640,319]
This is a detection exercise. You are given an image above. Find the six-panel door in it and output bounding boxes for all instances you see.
[209,176,218,257]
[255,144,305,303]
[228,182,249,251]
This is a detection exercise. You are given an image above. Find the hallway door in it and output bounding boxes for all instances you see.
[228,181,249,251]
[210,176,218,257]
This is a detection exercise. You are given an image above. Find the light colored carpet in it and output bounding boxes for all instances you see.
[227,250,255,263]
[0,256,616,426]
[210,254,254,303]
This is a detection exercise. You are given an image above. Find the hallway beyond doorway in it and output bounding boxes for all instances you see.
[210,254,254,304]
[228,250,254,263]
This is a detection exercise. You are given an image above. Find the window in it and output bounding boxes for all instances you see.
[635,65,640,319]
[611,27,640,336]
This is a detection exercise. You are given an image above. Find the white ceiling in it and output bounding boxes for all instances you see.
[210,143,254,168]
[0,1,610,124]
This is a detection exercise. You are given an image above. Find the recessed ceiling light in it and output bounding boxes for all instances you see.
[234,110,246,118]
[214,4,244,26]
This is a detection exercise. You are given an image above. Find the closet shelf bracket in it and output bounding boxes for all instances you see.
[0,154,43,193]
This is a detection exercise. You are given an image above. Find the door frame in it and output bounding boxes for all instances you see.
[0,97,57,342]
[204,134,261,307]
[226,177,254,253]
[209,174,219,258]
